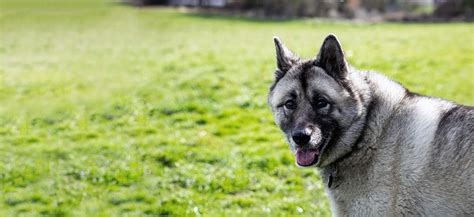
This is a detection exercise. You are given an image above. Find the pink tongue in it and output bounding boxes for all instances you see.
[296,149,319,166]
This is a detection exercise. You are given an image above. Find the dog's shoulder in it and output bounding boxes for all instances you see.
[437,104,474,131]
[431,104,474,161]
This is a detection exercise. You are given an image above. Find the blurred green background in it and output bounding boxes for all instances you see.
[0,0,473,216]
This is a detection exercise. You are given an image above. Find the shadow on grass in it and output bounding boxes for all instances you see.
[183,11,299,24]
[118,1,298,24]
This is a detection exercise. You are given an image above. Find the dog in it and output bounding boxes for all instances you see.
[267,34,473,216]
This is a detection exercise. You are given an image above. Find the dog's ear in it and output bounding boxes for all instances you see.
[274,36,299,74]
[315,34,348,79]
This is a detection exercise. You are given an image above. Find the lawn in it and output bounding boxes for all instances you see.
[0,0,473,216]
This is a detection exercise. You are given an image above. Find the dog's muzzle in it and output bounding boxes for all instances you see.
[291,126,323,167]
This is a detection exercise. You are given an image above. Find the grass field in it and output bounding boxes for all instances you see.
[1,0,473,216]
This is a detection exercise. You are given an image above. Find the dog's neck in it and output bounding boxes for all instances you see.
[323,70,407,162]
[322,70,407,168]
[318,70,409,213]
[358,70,408,147]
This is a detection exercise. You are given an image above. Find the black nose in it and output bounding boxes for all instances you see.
[292,131,310,146]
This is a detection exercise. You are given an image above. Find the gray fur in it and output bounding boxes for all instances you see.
[268,34,474,216]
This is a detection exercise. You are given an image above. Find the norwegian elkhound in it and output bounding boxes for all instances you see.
[268,34,473,216]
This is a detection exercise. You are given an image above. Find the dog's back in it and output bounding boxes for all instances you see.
[418,103,474,215]
[390,96,473,215]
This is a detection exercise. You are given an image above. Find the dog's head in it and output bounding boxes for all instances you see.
[268,34,366,168]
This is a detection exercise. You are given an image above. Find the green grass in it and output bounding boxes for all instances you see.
[0,0,473,216]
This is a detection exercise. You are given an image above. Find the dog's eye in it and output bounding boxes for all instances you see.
[284,100,296,110]
[315,99,329,110]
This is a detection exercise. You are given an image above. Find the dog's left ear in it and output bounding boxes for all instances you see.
[315,34,348,79]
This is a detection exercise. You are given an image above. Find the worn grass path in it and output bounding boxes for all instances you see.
[1,0,473,216]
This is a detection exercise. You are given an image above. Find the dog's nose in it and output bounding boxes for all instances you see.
[292,131,310,146]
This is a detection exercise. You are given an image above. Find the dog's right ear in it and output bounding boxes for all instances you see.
[315,34,348,80]
[274,36,299,74]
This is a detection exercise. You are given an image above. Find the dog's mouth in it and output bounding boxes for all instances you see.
[294,135,330,167]
[296,148,320,166]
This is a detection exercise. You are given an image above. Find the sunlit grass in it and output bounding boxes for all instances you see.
[0,0,473,216]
